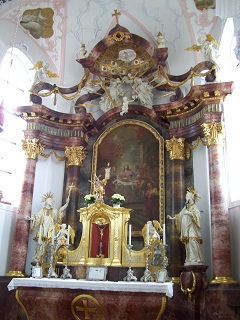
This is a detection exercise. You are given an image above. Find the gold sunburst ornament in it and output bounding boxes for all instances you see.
[42,192,55,203]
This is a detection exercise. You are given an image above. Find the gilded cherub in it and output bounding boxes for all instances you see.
[29,61,59,89]
[185,33,221,69]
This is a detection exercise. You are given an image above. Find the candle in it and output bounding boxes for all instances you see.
[52,226,55,245]
[146,222,149,245]
[129,224,132,246]
[38,225,42,244]
[105,163,111,179]
[163,223,166,245]
[67,225,70,245]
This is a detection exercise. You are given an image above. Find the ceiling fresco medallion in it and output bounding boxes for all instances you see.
[20,7,54,39]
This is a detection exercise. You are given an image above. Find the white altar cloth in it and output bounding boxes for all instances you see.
[8,278,173,298]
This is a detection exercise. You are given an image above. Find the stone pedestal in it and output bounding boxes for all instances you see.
[180,265,208,300]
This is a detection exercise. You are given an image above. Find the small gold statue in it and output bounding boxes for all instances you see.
[91,175,108,202]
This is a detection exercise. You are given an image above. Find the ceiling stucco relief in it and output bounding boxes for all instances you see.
[20,8,54,39]
[0,0,67,81]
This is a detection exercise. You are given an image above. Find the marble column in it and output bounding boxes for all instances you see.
[6,137,44,276]
[165,137,186,280]
[201,121,236,283]
[64,146,87,247]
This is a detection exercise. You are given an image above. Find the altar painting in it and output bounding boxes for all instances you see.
[92,120,165,235]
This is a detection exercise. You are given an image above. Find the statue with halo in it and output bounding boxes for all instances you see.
[26,189,72,264]
[167,187,204,265]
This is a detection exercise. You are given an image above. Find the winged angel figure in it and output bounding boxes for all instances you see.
[29,61,59,89]
[185,34,221,69]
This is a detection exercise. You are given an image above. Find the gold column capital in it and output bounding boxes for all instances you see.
[21,136,45,160]
[201,120,225,146]
[65,146,87,167]
[165,136,185,160]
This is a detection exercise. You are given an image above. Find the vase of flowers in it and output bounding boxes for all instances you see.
[111,193,125,207]
[84,194,96,207]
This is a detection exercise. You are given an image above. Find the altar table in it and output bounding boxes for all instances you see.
[8,278,173,320]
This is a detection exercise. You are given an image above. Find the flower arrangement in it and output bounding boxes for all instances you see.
[84,194,96,206]
[111,193,125,205]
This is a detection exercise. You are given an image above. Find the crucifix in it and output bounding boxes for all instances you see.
[112,9,121,25]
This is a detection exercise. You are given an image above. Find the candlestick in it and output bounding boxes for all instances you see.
[146,222,149,245]
[163,223,166,245]
[67,225,70,245]
[129,224,132,246]
[52,226,55,245]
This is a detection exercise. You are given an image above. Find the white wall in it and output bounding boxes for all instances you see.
[25,151,66,276]
[0,203,16,275]
[192,143,212,280]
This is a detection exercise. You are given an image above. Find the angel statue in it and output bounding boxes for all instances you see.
[142,220,162,244]
[90,175,108,202]
[29,61,59,89]
[99,78,123,112]
[185,33,221,69]
[132,78,153,108]
[54,223,75,262]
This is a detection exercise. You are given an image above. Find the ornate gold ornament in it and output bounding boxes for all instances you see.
[201,120,225,146]
[165,136,185,160]
[21,136,45,160]
[108,31,131,42]
[71,294,104,320]
[15,290,30,320]
[40,149,66,161]
[180,271,196,301]
[156,296,167,320]
[210,276,237,284]
[69,203,134,267]
[65,146,87,167]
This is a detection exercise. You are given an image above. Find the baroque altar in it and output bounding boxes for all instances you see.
[4,6,239,320]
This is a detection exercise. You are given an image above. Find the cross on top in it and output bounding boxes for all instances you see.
[112,9,121,25]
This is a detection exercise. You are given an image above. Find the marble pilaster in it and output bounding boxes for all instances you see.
[166,137,186,279]
[207,144,233,281]
[64,146,87,244]
[6,137,44,276]
[201,121,236,283]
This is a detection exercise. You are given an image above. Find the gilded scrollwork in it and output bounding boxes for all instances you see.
[165,136,185,160]
[180,271,196,301]
[201,120,225,146]
[21,136,45,160]
[65,146,87,167]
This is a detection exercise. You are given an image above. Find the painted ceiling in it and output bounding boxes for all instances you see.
[0,0,225,117]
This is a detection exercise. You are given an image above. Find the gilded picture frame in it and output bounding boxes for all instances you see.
[92,119,165,235]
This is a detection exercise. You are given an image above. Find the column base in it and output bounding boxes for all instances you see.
[210,276,238,284]
[5,270,25,277]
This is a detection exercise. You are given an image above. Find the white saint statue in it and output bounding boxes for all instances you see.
[26,191,71,263]
[167,188,204,265]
